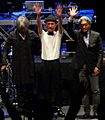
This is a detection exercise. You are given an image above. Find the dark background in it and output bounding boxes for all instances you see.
[0,0,105,39]
[44,0,105,40]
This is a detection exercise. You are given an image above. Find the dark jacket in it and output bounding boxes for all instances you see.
[2,29,39,85]
[66,21,103,73]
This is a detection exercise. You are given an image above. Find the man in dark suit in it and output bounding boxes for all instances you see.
[1,16,39,120]
[64,7,103,120]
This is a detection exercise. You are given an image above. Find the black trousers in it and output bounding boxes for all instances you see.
[39,59,62,105]
[16,84,36,120]
[97,65,105,120]
[36,59,63,120]
[1,82,37,120]
[64,68,86,120]
[0,108,4,120]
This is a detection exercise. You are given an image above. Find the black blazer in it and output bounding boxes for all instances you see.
[66,21,103,73]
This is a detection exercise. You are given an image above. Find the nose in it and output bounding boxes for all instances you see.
[49,23,52,27]
[82,26,86,28]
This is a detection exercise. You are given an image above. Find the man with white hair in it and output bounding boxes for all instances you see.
[1,16,39,120]
[64,7,103,120]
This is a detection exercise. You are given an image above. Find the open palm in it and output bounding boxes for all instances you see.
[69,7,78,17]
[33,3,42,15]
[56,5,63,17]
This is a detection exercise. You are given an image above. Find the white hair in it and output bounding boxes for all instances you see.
[78,16,92,25]
[16,16,29,29]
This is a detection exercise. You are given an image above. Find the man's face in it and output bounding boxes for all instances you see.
[17,21,28,35]
[46,21,56,32]
[80,19,91,32]
[19,25,28,35]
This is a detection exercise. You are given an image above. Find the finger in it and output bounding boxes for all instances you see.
[35,2,40,7]
[69,8,72,11]
[33,5,35,9]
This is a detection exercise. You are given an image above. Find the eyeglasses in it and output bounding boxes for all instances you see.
[80,23,89,27]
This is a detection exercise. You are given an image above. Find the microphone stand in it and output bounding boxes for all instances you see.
[6,54,17,103]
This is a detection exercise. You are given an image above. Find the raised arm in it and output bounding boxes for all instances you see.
[33,3,42,34]
[56,5,63,34]
[64,7,78,40]
[69,7,78,19]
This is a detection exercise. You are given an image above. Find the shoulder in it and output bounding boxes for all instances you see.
[55,31,63,37]
[39,30,47,37]
[8,29,17,39]
[91,30,100,36]
[28,29,36,35]
[28,30,39,38]
[74,29,80,35]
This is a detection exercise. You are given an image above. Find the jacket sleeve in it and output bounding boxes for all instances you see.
[2,34,13,65]
[31,31,41,55]
[96,34,104,69]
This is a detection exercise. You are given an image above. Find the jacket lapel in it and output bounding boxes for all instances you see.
[78,30,88,48]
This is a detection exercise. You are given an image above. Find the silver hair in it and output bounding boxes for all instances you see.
[78,16,92,25]
[16,16,29,29]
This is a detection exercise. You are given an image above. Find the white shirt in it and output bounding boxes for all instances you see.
[83,32,89,47]
[39,30,63,60]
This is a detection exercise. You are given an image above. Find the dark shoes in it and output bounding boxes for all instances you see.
[53,106,65,118]
[77,113,90,119]
[78,112,98,119]
[91,112,98,118]
[83,113,90,118]
[57,107,65,117]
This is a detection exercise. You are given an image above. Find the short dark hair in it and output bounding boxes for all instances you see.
[45,15,57,23]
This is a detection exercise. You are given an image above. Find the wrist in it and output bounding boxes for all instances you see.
[68,16,74,22]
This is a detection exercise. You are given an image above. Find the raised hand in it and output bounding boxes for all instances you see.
[56,5,63,17]
[33,3,42,15]
[69,7,78,17]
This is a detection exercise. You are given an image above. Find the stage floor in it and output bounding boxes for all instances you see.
[4,105,98,120]
[2,55,101,120]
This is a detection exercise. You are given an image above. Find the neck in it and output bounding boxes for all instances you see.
[19,33,26,40]
[48,31,54,35]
